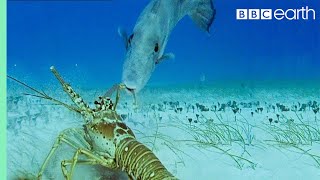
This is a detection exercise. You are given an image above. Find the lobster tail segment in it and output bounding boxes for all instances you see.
[116,138,178,180]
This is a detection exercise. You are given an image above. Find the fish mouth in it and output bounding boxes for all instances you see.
[124,86,136,94]
[124,86,137,105]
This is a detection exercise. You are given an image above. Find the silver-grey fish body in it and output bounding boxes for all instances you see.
[121,0,216,92]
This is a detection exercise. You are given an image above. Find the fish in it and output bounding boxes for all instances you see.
[120,0,216,93]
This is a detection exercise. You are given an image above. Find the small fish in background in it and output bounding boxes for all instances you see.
[199,73,206,87]
[200,73,206,82]
[120,0,216,94]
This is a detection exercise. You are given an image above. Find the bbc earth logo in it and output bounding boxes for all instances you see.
[236,6,316,20]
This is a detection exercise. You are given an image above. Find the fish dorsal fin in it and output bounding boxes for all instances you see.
[155,53,175,65]
[118,27,128,49]
[189,0,216,32]
[118,27,135,50]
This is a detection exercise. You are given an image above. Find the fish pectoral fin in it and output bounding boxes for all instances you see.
[156,53,175,65]
[118,27,129,49]
[189,0,216,33]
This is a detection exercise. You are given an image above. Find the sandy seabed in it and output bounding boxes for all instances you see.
[7,83,320,180]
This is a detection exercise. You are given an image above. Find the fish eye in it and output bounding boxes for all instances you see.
[154,43,159,52]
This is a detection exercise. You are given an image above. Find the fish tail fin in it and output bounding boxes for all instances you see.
[188,0,216,33]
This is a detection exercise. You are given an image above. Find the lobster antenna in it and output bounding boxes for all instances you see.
[7,75,81,113]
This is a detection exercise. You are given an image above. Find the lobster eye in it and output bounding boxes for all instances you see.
[154,43,159,52]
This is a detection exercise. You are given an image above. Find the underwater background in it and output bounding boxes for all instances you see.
[8,0,320,88]
[7,0,320,179]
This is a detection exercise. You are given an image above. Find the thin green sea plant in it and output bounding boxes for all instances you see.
[266,140,320,168]
[264,114,320,168]
[166,115,256,169]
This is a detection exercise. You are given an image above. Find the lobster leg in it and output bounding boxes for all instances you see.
[113,84,126,111]
[61,148,116,180]
[37,128,89,179]
[61,159,99,180]
[103,83,120,98]
[69,128,92,150]
[101,83,126,111]
[103,83,137,111]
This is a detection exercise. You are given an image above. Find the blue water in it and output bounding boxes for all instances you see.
[7,1,320,179]
[8,0,320,88]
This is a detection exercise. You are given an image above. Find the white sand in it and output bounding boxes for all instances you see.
[7,84,320,180]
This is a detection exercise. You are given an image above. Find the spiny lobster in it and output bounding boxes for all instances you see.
[8,66,178,180]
